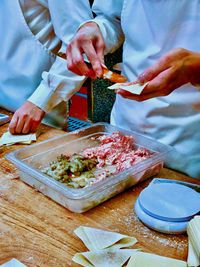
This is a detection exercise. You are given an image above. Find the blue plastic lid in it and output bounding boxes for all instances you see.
[135,198,188,234]
[138,183,200,222]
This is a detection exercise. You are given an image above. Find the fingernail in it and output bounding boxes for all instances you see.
[101,63,107,69]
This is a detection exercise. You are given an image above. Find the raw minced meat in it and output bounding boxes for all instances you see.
[82,132,152,172]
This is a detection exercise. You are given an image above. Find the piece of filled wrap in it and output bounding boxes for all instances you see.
[127,252,187,267]
[74,226,137,251]
[108,82,148,95]
[72,249,138,267]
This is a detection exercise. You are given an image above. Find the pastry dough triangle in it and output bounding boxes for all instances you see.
[127,252,187,267]
[0,131,36,146]
[74,226,137,251]
[108,82,148,95]
[73,249,138,267]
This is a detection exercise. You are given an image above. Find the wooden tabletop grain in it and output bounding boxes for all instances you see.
[0,109,200,267]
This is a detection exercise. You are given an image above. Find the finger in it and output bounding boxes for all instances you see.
[142,66,184,95]
[117,89,166,102]
[138,48,190,84]
[136,91,166,101]
[67,45,84,76]
[117,89,144,100]
[138,59,170,84]
[15,116,26,134]
[22,117,32,134]
[30,120,40,133]
[139,68,172,95]
[95,37,105,66]
[82,40,103,77]
[9,115,18,134]
[70,45,94,77]
[116,89,147,101]
[31,111,44,133]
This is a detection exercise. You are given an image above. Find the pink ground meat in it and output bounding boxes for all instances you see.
[82,132,153,175]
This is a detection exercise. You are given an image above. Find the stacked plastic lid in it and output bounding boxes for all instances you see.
[135,179,200,234]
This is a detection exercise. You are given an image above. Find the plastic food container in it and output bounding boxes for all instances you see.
[6,123,172,213]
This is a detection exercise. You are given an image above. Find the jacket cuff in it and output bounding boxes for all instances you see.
[28,81,54,113]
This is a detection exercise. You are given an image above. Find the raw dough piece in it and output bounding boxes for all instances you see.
[74,226,137,251]
[0,131,36,146]
[108,82,148,95]
[73,249,138,267]
[127,252,187,267]
[187,239,200,267]
[187,216,200,267]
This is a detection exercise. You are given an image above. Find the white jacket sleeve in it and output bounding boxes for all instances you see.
[28,0,93,113]
[92,0,125,54]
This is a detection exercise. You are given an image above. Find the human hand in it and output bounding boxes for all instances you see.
[117,48,200,101]
[67,22,105,79]
[9,101,45,134]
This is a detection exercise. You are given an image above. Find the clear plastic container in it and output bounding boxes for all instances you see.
[6,123,172,213]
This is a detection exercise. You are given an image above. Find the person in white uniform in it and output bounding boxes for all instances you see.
[0,0,92,134]
[67,0,200,178]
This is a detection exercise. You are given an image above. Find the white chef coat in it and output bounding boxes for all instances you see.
[0,0,93,128]
[92,0,200,178]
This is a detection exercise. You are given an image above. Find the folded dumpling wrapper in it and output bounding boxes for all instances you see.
[187,216,200,267]
[0,131,37,146]
[127,252,187,267]
[187,239,200,267]
[108,82,148,95]
[74,226,137,251]
[73,249,138,267]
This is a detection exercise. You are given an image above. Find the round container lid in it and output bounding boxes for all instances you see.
[135,198,188,234]
[138,183,200,222]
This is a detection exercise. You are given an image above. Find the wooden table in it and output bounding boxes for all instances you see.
[0,109,200,267]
